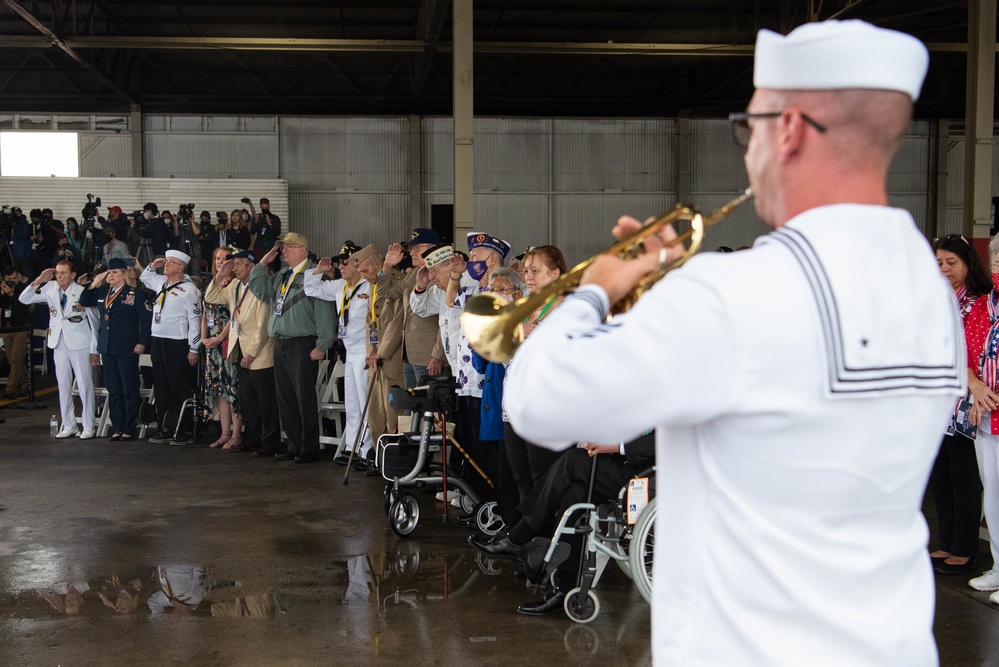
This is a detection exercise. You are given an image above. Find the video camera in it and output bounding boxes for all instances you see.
[0,205,22,232]
[81,194,101,222]
[177,203,195,227]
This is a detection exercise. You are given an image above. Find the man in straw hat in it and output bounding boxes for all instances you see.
[140,249,203,445]
[506,20,961,665]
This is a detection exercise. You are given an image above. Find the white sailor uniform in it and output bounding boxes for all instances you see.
[139,267,202,431]
[19,281,98,434]
[303,273,373,455]
[506,205,963,666]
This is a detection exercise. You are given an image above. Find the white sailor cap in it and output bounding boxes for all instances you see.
[754,20,929,102]
[165,249,191,265]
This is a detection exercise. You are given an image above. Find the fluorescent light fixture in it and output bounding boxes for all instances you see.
[0,132,79,177]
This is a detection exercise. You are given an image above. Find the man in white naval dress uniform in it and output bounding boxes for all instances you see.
[20,259,99,438]
[505,20,963,667]
[304,241,374,460]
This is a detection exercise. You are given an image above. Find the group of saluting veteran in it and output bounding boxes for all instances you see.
[18,16,993,665]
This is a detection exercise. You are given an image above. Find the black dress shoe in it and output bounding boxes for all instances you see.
[274,452,297,461]
[352,458,370,472]
[254,448,278,458]
[517,589,566,616]
[468,534,522,560]
[333,454,351,466]
[935,557,976,575]
[294,452,320,464]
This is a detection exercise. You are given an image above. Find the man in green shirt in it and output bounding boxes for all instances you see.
[250,232,335,464]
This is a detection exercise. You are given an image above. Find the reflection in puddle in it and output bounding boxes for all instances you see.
[345,542,497,609]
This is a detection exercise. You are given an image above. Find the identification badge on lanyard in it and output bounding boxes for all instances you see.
[368,322,379,346]
[154,311,162,323]
[274,299,284,317]
[338,321,347,339]
[3,308,10,319]
[207,314,216,328]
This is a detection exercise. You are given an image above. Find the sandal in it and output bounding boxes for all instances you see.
[109,433,122,441]
[209,432,232,448]
[223,435,245,451]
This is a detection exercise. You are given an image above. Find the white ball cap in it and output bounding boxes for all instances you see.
[753,20,929,102]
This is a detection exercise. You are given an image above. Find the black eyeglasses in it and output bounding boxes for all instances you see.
[933,233,971,246]
[728,111,828,148]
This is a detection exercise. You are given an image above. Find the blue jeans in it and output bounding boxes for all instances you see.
[404,362,428,390]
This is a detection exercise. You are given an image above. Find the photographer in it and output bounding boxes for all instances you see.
[52,232,85,274]
[134,203,168,258]
[168,205,203,271]
[103,226,130,262]
[248,197,281,256]
[105,206,132,249]
[65,218,91,269]
[206,211,231,255]
[29,208,60,277]
[0,265,31,398]
[228,208,252,251]
[8,207,32,278]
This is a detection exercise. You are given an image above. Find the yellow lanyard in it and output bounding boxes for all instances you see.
[369,285,378,324]
[232,282,249,320]
[280,262,307,296]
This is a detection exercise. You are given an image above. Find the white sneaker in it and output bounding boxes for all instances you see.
[77,428,96,440]
[55,428,79,438]
[969,569,999,591]
[451,496,466,508]
[436,490,461,503]
[989,590,999,605]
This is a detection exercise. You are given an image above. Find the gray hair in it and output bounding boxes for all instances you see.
[489,266,526,293]
[990,234,999,264]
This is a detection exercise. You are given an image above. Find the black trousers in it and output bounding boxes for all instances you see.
[104,352,140,435]
[273,337,320,455]
[504,422,563,504]
[236,362,280,451]
[518,448,637,593]
[151,337,195,428]
[455,396,499,502]
[929,433,983,557]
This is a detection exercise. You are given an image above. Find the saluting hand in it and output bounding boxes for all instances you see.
[216,259,234,281]
[315,256,333,274]
[261,245,280,266]
[91,271,108,288]
[384,243,405,269]
[35,268,56,285]
[149,258,166,271]
[448,254,466,277]
[415,266,431,291]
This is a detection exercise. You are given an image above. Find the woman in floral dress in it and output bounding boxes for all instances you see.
[202,246,243,449]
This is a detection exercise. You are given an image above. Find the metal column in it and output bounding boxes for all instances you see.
[962,0,996,250]
[452,0,474,241]
[409,114,423,229]
[130,104,143,177]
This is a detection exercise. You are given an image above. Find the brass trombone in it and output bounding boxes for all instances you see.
[460,188,753,363]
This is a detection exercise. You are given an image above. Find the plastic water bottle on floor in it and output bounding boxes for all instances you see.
[50,415,58,436]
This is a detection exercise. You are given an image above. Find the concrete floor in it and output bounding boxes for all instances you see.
[0,402,997,666]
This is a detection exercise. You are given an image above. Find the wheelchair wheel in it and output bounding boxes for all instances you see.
[474,500,505,537]
[628,496,657,604]
[389,493,420,537]
[563,587,600,624]
[383,485,396,517]
[458,493,476,514]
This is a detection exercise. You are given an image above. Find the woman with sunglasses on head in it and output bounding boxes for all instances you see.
[201,246,243,450]
[959,235,999,598]
[929,234,992,576]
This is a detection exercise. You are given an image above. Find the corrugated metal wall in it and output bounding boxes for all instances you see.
[2,112,988,264]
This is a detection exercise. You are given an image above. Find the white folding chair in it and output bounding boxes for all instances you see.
[318,358,347,451]
[137,354,155,438]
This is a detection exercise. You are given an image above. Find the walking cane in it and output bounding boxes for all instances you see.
[343,364,381,485]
